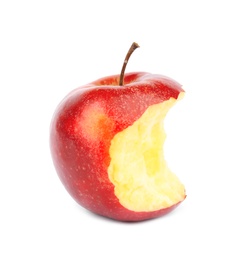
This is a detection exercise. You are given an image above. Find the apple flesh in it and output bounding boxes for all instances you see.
[50,72,186,221]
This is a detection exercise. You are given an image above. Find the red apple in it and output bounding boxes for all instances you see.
[50,43,186,221]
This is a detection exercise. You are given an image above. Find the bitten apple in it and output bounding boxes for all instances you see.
[50,42,186,221]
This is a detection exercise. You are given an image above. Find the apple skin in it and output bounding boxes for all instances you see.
[50,72,184,222]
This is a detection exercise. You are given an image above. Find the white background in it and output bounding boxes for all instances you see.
[1,0,244,259]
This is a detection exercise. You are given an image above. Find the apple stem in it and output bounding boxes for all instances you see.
[119,42,140,86]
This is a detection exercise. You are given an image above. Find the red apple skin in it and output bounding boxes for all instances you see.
[50,72,185,222]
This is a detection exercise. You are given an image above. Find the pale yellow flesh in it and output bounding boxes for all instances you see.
[108,94,185,212]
